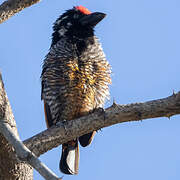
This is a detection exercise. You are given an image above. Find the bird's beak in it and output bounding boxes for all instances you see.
[79,12,106,27]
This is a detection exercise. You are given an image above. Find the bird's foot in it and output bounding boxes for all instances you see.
[56,120,68,134]
[93,107,106,119]
[93,107,105,113]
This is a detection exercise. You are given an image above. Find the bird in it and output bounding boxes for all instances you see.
[41,5,111,175]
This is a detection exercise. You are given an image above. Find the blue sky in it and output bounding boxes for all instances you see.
[0,0,180,179]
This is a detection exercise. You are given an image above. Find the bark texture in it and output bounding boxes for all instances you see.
[24,92,180,157]
[0,0,40,24]
[0,121,61,180]
[0,73,33,180]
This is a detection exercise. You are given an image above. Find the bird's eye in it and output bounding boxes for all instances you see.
[73,14,79,19]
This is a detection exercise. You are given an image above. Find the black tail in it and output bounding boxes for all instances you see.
[79,131,96,147]
[60,140,79,175]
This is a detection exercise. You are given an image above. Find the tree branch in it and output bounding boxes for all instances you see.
[0,72,33,179]
[0,0,41,24]
[0,72,62,179]
[24,91,180,157]
[0,120,61,180]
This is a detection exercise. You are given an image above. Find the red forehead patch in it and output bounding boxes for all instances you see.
[75,6,91,15]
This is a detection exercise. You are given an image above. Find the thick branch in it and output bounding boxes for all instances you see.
[0,72,62,179]
[0,72,33,179]
[0,120,61,180]
[0,0,41,24]
[24,92,180,157]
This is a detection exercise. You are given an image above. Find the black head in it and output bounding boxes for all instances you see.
[51,6,106,46]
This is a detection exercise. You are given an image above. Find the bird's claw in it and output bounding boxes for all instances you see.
[93,107,106,120]
[56,120,68,134]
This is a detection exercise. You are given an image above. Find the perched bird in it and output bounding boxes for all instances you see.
[41,6,111,175]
